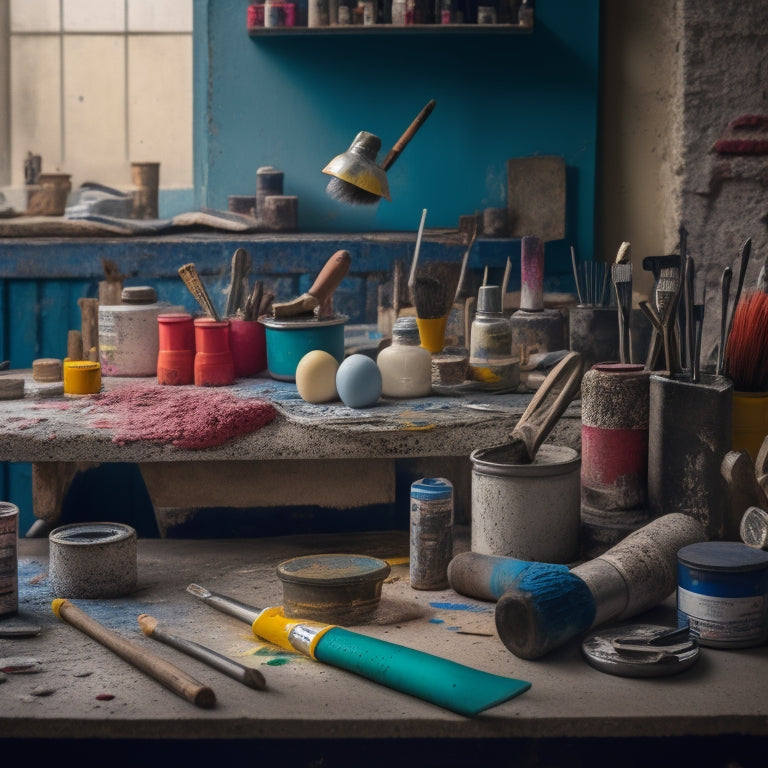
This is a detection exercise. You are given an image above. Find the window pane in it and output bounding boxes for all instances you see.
[63,0,124,32]
[128,34,192,187]
[128,0,192,33]
[10,0,60,33]
[10,35,62,185]
[63,34,127,186]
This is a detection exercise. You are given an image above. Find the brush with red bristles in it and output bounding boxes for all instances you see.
[724,290,768,391]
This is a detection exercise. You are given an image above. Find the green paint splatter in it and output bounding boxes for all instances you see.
[266,657,290,666]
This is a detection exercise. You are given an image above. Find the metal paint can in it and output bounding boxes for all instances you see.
[470,443,581,563]
[0,502,18,617]
[410,478,454,590]
[677,541,768,648]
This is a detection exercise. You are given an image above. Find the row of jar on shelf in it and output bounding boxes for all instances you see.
[247,0,533,28]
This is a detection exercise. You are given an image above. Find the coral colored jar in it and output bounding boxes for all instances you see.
[157,313,195,385]
[194,318,235,387]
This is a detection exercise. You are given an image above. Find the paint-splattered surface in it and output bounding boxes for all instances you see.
[4,529,768,747]
[0,371,583,463]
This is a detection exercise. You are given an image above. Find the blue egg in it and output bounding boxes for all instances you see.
[336,354,382,408]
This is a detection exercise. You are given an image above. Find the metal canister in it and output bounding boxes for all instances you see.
[410,478,453,590]
[678,541,768,648]
[0,502,19,618]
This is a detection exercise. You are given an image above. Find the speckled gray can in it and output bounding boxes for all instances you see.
[470,443,581,563]
[49,523,137,598]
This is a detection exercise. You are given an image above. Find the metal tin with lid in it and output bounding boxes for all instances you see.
[677,540,768,648]
[276,553,390,625]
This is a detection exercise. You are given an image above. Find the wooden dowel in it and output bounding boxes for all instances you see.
[52,599,216,708]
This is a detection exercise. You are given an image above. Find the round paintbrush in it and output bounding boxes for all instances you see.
[724,289,768,391]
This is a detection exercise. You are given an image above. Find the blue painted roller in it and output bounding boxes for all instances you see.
[448,513,707,661]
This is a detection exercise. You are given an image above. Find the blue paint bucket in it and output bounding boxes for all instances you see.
[259,314,347,381]
[677,541,768,648]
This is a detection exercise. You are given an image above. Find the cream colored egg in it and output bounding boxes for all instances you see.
[295,350,339,403]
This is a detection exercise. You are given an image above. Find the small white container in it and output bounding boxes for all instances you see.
[377,316,433,398]
[98,286,178,377]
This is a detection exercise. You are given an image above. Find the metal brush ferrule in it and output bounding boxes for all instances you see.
[288,623,325,657]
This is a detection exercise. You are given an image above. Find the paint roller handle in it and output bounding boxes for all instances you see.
[308,249,352,303]
[380,100,436,171]
[447,551,568,602]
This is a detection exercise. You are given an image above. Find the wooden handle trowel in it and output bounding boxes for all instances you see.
[272,250,352,318]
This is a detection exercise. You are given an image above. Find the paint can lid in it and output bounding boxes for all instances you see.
[411,477,453,501]
[581,623,700,678]
[678,541,768,572]
[476,285,502,314]
[122,285,158,304]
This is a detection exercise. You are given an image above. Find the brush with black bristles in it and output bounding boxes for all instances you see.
[324,100,436,206]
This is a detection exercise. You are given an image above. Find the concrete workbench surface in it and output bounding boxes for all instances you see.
[2,532,767,767]
[0,371,582,463]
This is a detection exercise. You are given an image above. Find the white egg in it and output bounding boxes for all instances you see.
[336,353,382,408]
[295,350,339,403]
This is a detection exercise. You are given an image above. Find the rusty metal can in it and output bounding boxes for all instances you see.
[410,478,453,590]
[0,502,19,618]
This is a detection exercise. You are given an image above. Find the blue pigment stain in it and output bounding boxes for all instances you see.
[429,602,488,612]
[447,626,461,631]
[429,618,444,624]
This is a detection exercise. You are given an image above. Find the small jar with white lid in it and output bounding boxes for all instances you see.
[377,316,433,398]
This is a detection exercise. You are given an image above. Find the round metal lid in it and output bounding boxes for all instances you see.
[276,553,390,587]
[581,623,700,678]
[678,541,768,572]
[259,314,349,330]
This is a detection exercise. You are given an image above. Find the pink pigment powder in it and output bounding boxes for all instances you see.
[86,385,277,449]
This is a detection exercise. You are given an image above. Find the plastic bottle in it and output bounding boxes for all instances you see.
[377,316,433,397]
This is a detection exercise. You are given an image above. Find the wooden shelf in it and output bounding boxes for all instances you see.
[248,22,532,35]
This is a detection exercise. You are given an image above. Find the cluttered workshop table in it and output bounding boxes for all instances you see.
[0,369,582,537]
[3,530,768,767]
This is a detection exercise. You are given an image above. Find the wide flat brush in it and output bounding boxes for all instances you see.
[656,272,681,374]
[178,262,220,321]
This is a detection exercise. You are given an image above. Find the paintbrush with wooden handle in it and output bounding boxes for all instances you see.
[52,599,216,708]
[272,250,351,318]
[138,614,266,690]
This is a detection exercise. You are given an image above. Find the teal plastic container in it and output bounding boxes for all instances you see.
[259,314,347,381]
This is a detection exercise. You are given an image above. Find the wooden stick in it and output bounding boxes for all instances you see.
[52,599,216,708]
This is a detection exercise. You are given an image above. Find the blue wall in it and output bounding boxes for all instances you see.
[195,0,600,257]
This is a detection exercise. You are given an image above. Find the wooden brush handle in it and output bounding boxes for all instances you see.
[309,250,352,302]
[380,100,436,172]
[53,599,216,708]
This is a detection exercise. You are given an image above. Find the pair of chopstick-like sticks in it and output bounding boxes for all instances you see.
[53,599,265,708]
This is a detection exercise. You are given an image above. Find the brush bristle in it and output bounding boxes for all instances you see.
[494,564,596,660]
[410,262,463,319]
[326,176,381,206]
[725,290,768,391]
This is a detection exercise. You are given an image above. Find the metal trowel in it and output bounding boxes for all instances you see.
[487,350,584,464]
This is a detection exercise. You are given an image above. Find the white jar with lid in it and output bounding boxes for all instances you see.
[98,286,177,377]
[377,316,433,398]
